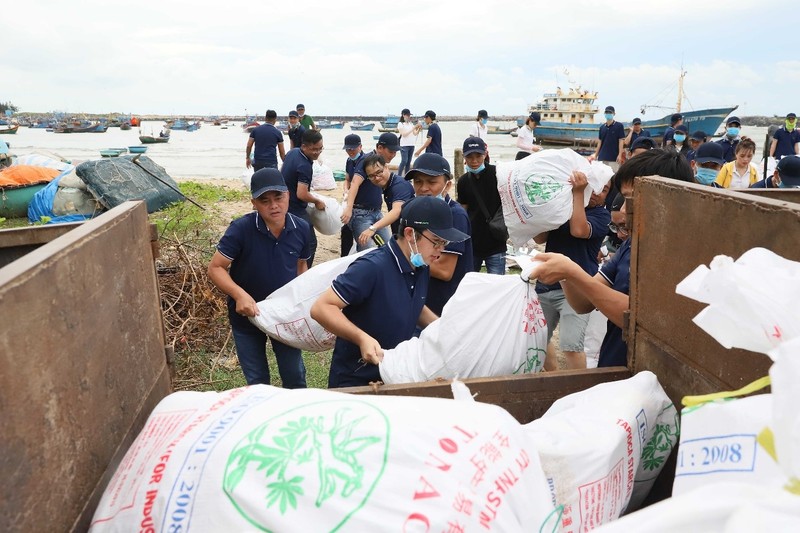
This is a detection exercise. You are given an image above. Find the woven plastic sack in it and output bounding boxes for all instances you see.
[305,192,343,235]
[496,149,612,247]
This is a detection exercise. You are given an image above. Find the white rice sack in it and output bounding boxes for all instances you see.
[89,385,558,532]
[380,270,547,384]
[305,192,343,235]
[57,168,88,190]
[52,187,103,216]
[250,251,369,351]
[311,161,337,190]
[591,482,800,533]
[12,152,74,172]
[496,149,612,247]
[523,371,679,531]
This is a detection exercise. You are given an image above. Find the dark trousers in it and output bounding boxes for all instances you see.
[231,319,307,388]
[340,224,353,257]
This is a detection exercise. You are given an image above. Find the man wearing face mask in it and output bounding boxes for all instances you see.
[751,154,800,189]
[668,124,691,159]
[591,105,626,171]
[662,113,683,148]
[311,196,469,388]
[716,116,742,162]
[623,117,650,157]
[407,153,474,316]
[769,113,800,161]
[691,142,726,187]
[456,137,507,275]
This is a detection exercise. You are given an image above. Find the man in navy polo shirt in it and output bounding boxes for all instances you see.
[246,109,285,170]
[281,129,325,267]
[534,170,611,370]
[341,132,400,251]
[339,133,363,256]
[662,113,683,148]
[685,130,707,163]
[286,110,305,150]
[529,149,693,367]
[312,196,469,388]
[769,112,800,160]
[751,154,800,189]
[716,116,742,162]
[591,105,626,171]
[407,153,473,317]
[624,117,650,157]
[415,110,443,156]
[356,152,415,245]
[207,168,310,388]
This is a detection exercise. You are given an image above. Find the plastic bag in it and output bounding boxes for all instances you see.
[379,267,547,384]
[523,371,679,531]
[311,161,336,190]
[676,248,800,354]
[495,149,613,247]
[250,251,369,351]
[240,166,253,188]
[89,385,557,532]
[305,192,343,235]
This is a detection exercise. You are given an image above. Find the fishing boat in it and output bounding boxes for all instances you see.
[528,72,737,146]
[0,125,19,135]
[0,183,48,217]
[100,149,123,157]
[317,119,345,129]
[487,125,515,135]
[380,115,400,129]
[128,146,148,154]
[139,134,169,144]
[242,121,259,133]
[350,121,375,131]
[119,122,132,131]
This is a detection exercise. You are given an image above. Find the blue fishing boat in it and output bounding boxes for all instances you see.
[528,73,737,147]
[317,119,345,129]
[380,115,400,129]
[350,121,375,131]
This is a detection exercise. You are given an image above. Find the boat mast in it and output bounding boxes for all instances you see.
[676,67,686,113]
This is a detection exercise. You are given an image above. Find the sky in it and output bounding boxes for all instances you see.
[4,0,798,121]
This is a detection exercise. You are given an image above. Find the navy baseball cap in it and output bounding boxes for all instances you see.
[776,155,800,187]
[478,109,488,119]
[632,117,642,125]
[630,136,656,151]
[400,196,470,243]
[787,112,797,120]
[726,116,741,126]
[690,130,707,141]
[604,106,615,114]
[401,108,411,115]
[675,124,689,133]
[424,110,437,120]
[529,111,541,124]
[288,110,299,117]
[405,153,451,181]
[376,132,401,151]
[694,142,726,165]
[296,103,305,110]
[462,136,486,155]
[343,133,361,150]
[251,168,288,198]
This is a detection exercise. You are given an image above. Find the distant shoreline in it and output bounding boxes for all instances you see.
[9,112,787,127]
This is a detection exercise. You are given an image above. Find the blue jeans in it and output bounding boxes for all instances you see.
[349,208,391,251]
[231,320,307,388]
[292,209,317,267]
[473,252,506,275]
[399,146,414,176]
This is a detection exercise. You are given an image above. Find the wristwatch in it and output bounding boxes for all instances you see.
[368,225,376,232]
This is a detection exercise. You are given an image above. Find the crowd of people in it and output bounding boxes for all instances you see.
[209,105,800,389]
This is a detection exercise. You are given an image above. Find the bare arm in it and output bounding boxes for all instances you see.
[769,138,777,158]
[415,136,432,157]
[297,259,308,275]
[278,141,286,162]
[297,182,325,210]
[529,252,628,327]
[417,305,438,328]
[568,171,591,239]
[245,138,254,169]
[533,231,548,245]
[357,200,403,247]
[341,174,365,224]
[310,287,383,364]
[207,251,259,317]
[428,252,458,282]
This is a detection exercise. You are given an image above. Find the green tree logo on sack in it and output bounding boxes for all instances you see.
[223,400,389,532]
[642,410,679,471]
[522,175,564,204]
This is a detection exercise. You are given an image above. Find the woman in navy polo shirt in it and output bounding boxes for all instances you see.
[311,196,469,388]
[207,168,311,388]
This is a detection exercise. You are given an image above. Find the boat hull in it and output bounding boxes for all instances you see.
[0,126,19,135]
[535,106,738,146]
[0,183,48,218]
[350,123,375,131]
[139,136,169,144]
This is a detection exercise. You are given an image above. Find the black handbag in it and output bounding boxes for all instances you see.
[467,175,508,241]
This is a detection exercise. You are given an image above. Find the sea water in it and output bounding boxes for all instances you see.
[5,121,771,180]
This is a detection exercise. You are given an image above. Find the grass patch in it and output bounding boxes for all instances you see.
[0,216,32,229]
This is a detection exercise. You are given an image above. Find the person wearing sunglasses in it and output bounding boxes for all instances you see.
[312,196,469,388]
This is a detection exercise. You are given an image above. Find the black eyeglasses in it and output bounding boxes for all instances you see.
[608,222,629,235]
[419,232,449,249]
